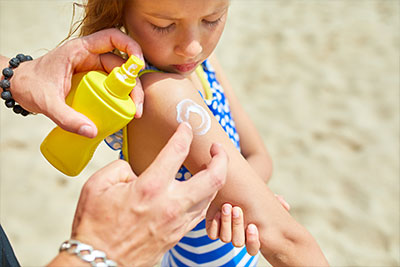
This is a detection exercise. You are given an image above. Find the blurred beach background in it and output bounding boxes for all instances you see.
[0,0,399,266]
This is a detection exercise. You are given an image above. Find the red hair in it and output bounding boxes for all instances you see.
[65,0,127,40]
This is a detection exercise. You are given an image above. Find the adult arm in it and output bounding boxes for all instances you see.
[0,28,144,138]
[48,123,228,266]
[127,73,328,266]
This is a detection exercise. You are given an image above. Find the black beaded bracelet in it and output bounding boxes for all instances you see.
[0,53,33,116]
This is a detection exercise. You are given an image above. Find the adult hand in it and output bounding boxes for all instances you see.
[7,28,144,138]
[62,123,228,266]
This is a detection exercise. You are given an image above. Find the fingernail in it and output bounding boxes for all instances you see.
[248,224,257,234]
[283,199,291,211]
[232,207,240,218]
[276,194,291,211]
[136,102,143,116]
[222,204,231,215]
[182,121,192,130]
[78,125,94,138]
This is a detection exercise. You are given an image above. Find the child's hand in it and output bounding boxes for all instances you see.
[206,196,290,256]
[206,203,261,256]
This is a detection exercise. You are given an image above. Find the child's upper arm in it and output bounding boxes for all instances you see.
[127,71,242,176]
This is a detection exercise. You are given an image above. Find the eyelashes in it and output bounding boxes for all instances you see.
[151,23,175,34]
[203,18,223,28]
[151,18,223,34]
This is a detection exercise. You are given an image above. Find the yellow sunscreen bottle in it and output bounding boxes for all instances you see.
[40,55,144,176]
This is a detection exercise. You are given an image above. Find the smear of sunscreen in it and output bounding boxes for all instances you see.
[176,99,211,135]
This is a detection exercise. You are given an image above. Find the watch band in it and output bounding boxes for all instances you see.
[59,239,118,267]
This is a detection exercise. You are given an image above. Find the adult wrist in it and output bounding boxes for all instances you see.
[58,239,118,267]
[0,53,33,116]
[48,251,91,267]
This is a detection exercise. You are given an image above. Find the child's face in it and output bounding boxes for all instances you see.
[125,0,229,76]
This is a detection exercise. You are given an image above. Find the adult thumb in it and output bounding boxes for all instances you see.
[46,100,98,138]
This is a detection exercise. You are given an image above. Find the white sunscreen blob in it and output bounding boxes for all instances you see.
[176,99,211,135]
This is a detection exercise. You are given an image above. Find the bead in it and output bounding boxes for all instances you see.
[21,109,30,116]
[2,54,32,117]
[2,68,13,79]
[1,90,12,101]
[16,54,26,62]
[13,105,23,114]
[0,79,10,89]
[5,99,15,108]
[9,57,20,68]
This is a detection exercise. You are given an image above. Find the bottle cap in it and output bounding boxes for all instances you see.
[122,56,144,78]
[104,55,145,97]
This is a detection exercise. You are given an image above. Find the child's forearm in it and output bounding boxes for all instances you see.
[211,162,328,266]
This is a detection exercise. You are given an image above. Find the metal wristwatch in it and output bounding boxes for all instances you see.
[59,239,118,267]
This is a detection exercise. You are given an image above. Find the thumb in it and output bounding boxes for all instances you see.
[46,100,98,138]
[131,78,144,118]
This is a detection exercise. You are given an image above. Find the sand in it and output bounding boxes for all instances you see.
[0,0,399,266]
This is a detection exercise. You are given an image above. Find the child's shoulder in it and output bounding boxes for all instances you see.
[140,71,186,87]
[139,71,198,101]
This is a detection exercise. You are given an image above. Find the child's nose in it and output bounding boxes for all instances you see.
[174,38,203,59]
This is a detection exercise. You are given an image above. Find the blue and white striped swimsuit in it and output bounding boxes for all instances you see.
[106,59,259,267]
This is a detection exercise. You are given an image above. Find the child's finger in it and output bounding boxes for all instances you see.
[275,194,291,211]
[206,211,221,240]
[231,206,245,247]
[245,224,261,256]
[219,203,232,243]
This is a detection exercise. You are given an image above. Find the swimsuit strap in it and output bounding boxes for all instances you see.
[138,68,163,77]
[195,65,213,100]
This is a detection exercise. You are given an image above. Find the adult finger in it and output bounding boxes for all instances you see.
[99,52,127,73]
[82,28,143,60]
[87,160,136,191]
[182,204,210,236]
[219,203,232,243]
[206,211,221,240]
[245,224,260,256]
[46,100,98,138]
[231,206,245,247]
[141,122,193,183]
[180,143,228,208]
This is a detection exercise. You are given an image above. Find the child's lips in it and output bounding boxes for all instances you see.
[172,62,198,73]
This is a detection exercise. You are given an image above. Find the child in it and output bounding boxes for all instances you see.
[74,0,328,266]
